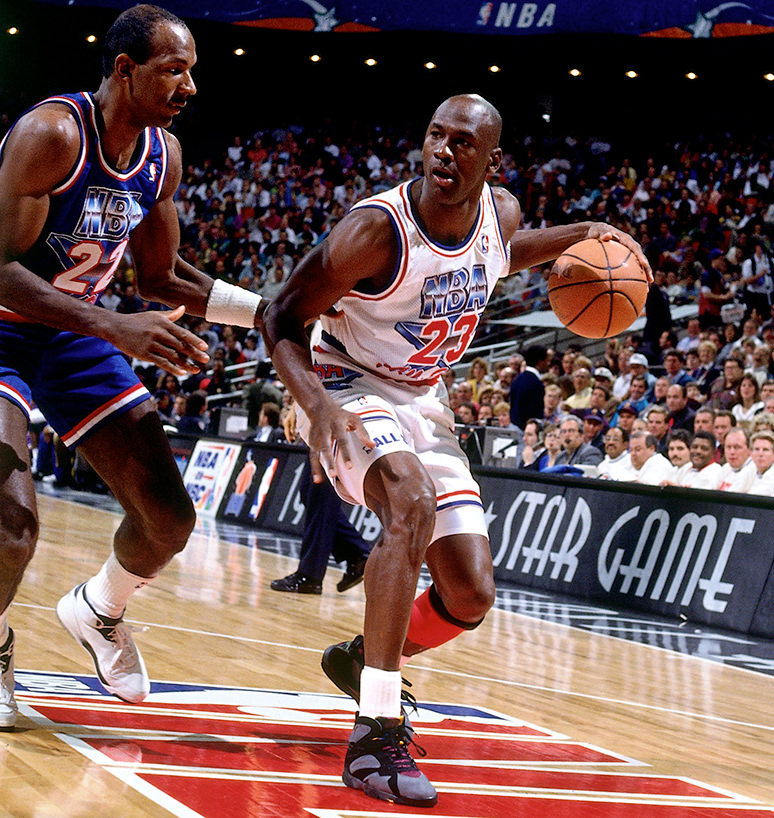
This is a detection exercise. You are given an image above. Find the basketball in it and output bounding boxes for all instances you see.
[547,238,649,339]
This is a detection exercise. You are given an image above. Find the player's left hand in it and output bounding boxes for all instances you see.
[587,223,653,284]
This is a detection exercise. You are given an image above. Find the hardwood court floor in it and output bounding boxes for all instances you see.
[0,492,772,817]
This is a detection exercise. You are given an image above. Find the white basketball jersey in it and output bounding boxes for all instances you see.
[311,179,511,389]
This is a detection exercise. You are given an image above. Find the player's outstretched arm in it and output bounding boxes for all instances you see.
[0,107,208,376]
[262,210,395,481]
[129,132,264,330]
[492,187,652,282]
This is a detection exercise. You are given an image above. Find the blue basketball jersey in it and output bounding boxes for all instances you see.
[0,91,170,320]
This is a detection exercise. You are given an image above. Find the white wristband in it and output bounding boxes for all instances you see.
[205,278,262,327]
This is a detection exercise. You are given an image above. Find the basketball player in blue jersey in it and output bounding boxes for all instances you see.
[263,94,651,807]
[0,5,263,729]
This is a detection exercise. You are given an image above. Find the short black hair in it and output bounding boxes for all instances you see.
[524,344,548,368]
[102,4,187,78]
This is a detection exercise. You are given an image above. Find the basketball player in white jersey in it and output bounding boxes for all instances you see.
[263,93,651,807]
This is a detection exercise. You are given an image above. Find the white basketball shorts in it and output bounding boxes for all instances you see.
[296,373,488,543]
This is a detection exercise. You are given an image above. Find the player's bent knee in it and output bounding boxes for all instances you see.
[0,500,38,573]
[140,490,196,553]
[444,576,496,624]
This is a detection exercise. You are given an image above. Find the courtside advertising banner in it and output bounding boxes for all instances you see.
[477,471,774,634]
[183,440,241,516]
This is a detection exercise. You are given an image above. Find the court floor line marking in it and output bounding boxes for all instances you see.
[14,601,774,735]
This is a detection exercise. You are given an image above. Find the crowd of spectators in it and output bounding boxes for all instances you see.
[22,118,774,500]
[456,331,774,497]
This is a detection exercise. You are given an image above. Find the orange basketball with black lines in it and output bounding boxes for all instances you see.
[548,238,648,339]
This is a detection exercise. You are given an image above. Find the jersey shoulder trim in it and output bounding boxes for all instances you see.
[345,199,409,302]
[82,93,151,182]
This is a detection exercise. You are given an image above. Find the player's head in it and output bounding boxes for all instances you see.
[103,5,188,77]
[422,94,502,201]
[103,4,196,127]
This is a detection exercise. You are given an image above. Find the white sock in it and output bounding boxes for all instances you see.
[359,666,402,719]
[84,553,152,618]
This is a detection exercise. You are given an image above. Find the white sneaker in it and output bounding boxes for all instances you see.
[56,583,150,703]
[0,628,17,730]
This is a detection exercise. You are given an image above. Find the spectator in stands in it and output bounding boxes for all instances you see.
[627,352,656,397]
[597,426,631,480]
[699,250,733,329]
[153,390,174,425]
[579,408,605,451]
[663,428,693,485]
[176,390,208,436]
[749,344,772,388]
[254,402,286,443]
[692,340,721,395]
[666,384,696,432]
[612,349,632,399]
[556,416,603,467]
[642,269,672,361]
[509,344,549,430]
[716,322,741,366]
[740,240,773,322]
[677,318,702,355]
[514,419,545,469]
[708,355,745,410]
[646,405,671,454]
[717,427,756,493]
[752,412,774,433]
[543,382,566,425]
[748,430,774,496]
[201,357,233,397]
[456,402,477,425]
[242,359,285,430]
[563,367,593,411]
[172,394,187,425]
[693,406,715,433]
[614,401,639,435]
[465,357,493,404]
[663,349,692,387]
[536,424,563,471]
[676,431,721,489]
[732,374,764,426]
[493,401,519,430]
[712,410,737,453]
[626,431,673,485]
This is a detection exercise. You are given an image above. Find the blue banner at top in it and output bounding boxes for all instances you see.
[38,0,774,37]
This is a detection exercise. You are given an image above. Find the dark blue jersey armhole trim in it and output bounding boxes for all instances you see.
[350,204,403,296]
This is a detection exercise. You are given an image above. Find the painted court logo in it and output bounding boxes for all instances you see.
[13,671,773,817]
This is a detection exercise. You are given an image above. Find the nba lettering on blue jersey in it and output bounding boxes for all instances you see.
[0,92,168,319]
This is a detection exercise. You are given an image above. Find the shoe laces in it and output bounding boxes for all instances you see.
[105,623,147,672]
[379,719,427,766]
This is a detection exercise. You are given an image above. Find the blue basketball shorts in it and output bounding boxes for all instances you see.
[0,321,150,448]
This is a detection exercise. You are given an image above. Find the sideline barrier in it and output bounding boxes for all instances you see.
[175,434,774,638]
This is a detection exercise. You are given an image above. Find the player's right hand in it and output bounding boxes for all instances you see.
[110,305,210,376]
[306,401,376,485]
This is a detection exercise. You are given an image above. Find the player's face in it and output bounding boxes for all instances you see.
[126,21,197,128]
[422,97,501,203]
